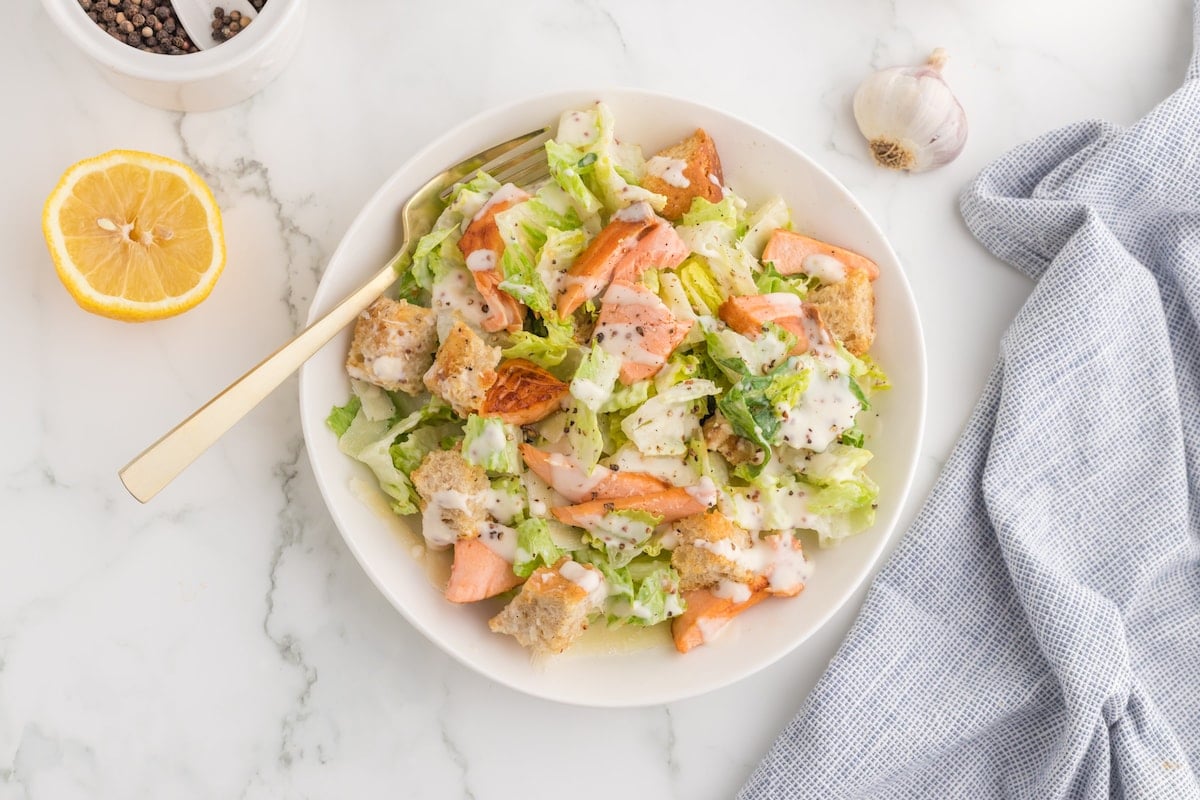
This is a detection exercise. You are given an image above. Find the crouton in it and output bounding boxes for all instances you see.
[808,267,875,355]
[410,448,490,546]
[702,413,762,468]
[345,297,438,395]
[669,511,758,592]
[423,318,502,417]
[641,129,725,221]
[488,559,606,655]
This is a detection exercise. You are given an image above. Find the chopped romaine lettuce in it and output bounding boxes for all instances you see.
[551,104,667,215]
[754,262,811,298]
[349,379,395,422]
[681,196,743,229]
[582,509,664,568]
[512,518,563,578]
[593,557,684,626]
[702,317,797,379]
[565,398,605,472]
[741,196,790,257]
[621,379,720,457]
[502,317,578,368]
[571,342,621,412]
[462,415,520,474]
[326,396,361,437]
[676,257,725,316]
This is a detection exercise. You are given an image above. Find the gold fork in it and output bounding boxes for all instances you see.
[119,126,554,503]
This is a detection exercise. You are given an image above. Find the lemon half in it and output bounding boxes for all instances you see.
[42,150,226,322]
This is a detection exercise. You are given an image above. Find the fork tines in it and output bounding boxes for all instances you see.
[440,127,553,200]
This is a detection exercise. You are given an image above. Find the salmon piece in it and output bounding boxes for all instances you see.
[719,293,809,355]
[519,444,670,503]
[610,220,689,283]
[551,486,712,529]
[594,280,693,384]
[444,538,524,603]
[762,229,880,282]
[556,204,656,318]
[472,270,526,333]
[480,359,569,425]
[671,587,769,653]
[458,186,530,333]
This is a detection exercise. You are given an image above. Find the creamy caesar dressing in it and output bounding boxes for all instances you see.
[484,486,524,525]
[431,268,490,331]
[557,109,598,145]
[536,255,570,303]
[540,451,607,502]
[692,532,812,595]
[560,272,607,304]
[479,521,519,562]
[685,477,718,507]
[612,200,655,223]
[777,358,860,453]
[588,512,657,551]
[761,292,806,316]
[470,182,527,224]
[645,156,690,188]
[595,321,663,365]
[570,375,614,412]
[421,489,473,548]
[801,253,847,284]
[464,420,510,466]
[559,560,606,604]
[713,578,752,603]
[465,248,497,272]
[367,355,408,383]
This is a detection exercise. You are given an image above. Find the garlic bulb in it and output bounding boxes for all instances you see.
[853,49,967,172]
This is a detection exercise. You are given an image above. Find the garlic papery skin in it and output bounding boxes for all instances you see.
[853,48,967,172]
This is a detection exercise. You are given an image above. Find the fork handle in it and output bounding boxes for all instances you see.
[119,260,402,503]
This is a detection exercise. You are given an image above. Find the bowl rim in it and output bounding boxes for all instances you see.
[40,0,303,80]
[298,86,928,706]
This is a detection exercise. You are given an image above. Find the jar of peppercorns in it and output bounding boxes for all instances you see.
[40,0,307,111]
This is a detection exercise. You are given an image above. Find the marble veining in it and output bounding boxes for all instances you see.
[2,0,1191,797]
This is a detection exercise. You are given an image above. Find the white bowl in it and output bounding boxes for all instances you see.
[299,88,927,707]
[40,0,306,112]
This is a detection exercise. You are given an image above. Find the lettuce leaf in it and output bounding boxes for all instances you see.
[326,396,361,437]
[702,318,797,379]
[461,415,521,475]
[740,196,790,258]
[552,103,667,215]
[675,256,725,316]
[565,398,605,472]
[502,317,578,368]
[571,342,620,412]
[512,518,563,578]
[621,379,720,456]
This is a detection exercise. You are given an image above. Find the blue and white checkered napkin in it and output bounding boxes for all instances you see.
[740,11,1200,800]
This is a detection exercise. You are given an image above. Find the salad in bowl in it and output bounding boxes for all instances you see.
[325,101,889,658]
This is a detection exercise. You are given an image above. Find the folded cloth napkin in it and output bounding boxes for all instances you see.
[740,10,1200,800]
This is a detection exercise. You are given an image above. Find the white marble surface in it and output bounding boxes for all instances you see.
[2,1,1193,797]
